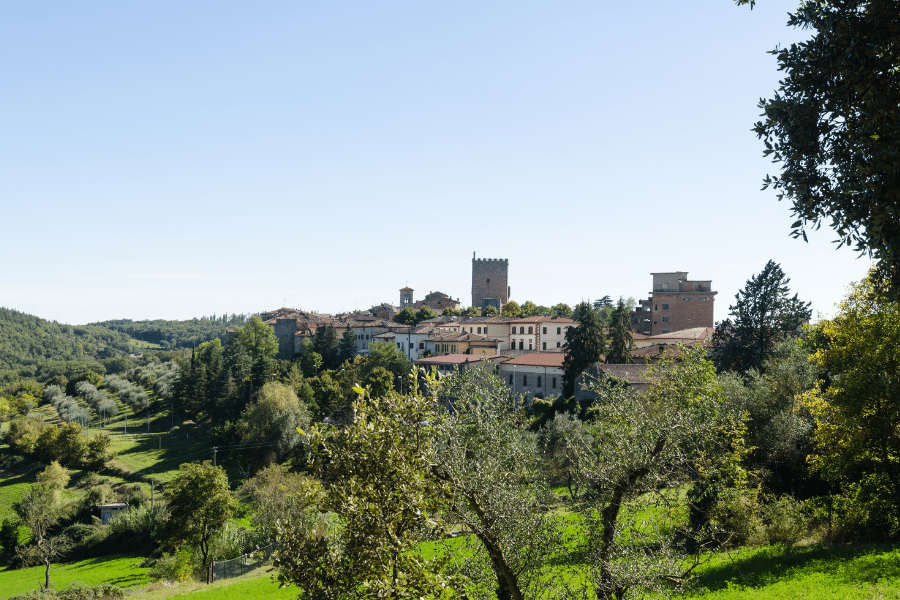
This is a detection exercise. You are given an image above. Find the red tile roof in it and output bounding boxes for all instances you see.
[414,354,506,365]
[502,353,565,367]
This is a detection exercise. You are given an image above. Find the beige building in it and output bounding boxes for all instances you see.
[507,315,574,352]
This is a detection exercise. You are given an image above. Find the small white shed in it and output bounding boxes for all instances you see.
[99,502,129,525]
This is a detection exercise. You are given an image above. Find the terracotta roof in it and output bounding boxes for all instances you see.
[400,286,414,291]
[648,327,714,341]
[502,353,565,367]
[631,342,700,359]
[415,354,506,365]
[597,364,651,384]
[507,315,575,324]
[428,332,499,343]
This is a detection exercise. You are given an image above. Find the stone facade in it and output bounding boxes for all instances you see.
[471,253,509,309]
[275,317,298,360]
[400,287,414,308]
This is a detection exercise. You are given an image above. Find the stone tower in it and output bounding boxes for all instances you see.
[471,252,509,310]
[400,287,414,308]
[274,317,297,360]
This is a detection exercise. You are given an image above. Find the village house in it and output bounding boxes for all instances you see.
[497,352,565,402]
[507,315,574,352]
[414,353,506,377]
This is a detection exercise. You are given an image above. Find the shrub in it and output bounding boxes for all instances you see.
[0,518,20,554]
[760,495,807,545]
[148,546,196,582]
[7,582,125,600]
[709,487,763,546]
[63,523,99,546]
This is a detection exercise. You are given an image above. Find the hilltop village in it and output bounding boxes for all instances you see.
[235,254,718,403]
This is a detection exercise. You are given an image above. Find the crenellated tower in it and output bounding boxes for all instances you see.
[471,252,509,311]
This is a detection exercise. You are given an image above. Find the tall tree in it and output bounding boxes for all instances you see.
[314,324,340,370]
[746,0,900,297]
[338,327,357,365]
[710,260,811,374]
[801,273,900,531]
[164,462,237,571]
[605,299,634,365]
[562,302,606,399]
[15,465,72,590]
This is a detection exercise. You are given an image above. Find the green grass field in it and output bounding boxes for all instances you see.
[0,555,148,599]
[690,543,900,599]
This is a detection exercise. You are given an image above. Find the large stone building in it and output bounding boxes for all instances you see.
[471,253,509,311]
[631,272,717,336]
[399,288,462,313]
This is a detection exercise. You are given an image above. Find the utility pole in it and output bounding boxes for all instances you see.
[212,446,217,467]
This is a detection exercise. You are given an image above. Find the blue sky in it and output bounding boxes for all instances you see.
[1,1,872,325]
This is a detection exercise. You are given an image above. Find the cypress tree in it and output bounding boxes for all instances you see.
[561,302,606,398]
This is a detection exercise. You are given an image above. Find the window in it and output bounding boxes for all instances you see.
[520,326,525,334]
[523,375,528,386]
[662,282,668,289]
[557,327,561,334]
[519,340,524,350]
[683,297,694,301]
[537,376,542,387]
[470,327,473,332]
[397,343,401,349]
[556,342,561,348]
[662,303,669,310]
[528,326,533,334]
[451,345,456,352]
[509,374,513,384]
[419,342,424,349]
[529,341,533,350]
[542,341,546,350]
[662,316,669,322]
[409,342,413,349]
[552,377,557,388]
[487,278,491,284]
[543,327,547,334]
[477,327,482,334]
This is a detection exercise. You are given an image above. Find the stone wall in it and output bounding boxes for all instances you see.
[274,318,298,360]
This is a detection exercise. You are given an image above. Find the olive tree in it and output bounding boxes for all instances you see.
[572,347,729,600]
[273,382,460,600]
[432,367,566,600]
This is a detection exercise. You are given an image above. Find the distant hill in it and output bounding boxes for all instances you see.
[92,314,251,350]
[0,307,140,384]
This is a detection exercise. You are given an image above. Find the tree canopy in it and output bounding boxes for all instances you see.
[751,0,900,296]
[562,302,606,398]
[802,273,900,533]
[710,260,811,374]
[164,462,237,570]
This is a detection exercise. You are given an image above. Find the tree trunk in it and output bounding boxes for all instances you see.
[465,492,524,600]
[44,557,51,590]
